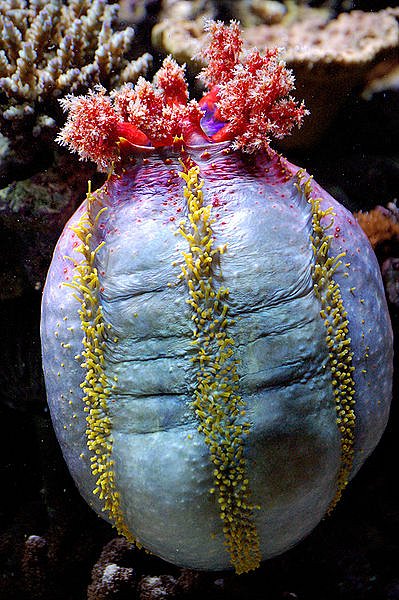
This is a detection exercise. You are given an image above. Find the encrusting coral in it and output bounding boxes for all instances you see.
[0,0,152,153]
[355,205,399,250]
[41,20,392,576]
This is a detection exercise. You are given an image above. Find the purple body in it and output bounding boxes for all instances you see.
[41,143,393,571]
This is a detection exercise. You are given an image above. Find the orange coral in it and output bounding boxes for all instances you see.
[355,206,399,249]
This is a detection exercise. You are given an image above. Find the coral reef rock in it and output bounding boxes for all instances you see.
[382,257,399,311]
[118,0,162,27]
[0,153,99,298]
[355,205,399,250]
[21,535,50,600]
[0,0,152,154]
[152,0,216,65]
[87,537,138,599]
[137,575,178,600]
[88,563,137,599]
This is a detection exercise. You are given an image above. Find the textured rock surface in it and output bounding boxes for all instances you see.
[137,575,178,600]
[0,153,100,299]
[87,538,138,600]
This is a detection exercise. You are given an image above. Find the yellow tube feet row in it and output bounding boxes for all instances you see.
[178,162,261,574]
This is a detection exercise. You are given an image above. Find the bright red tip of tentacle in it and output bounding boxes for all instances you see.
[115,122,150,147]
[210,123,236,143]
[198,88,219,112]
[198,20,243,88]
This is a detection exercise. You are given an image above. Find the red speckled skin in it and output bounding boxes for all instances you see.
[41,142,392,570]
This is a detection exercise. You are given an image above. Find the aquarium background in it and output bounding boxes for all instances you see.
[1,0,399,598]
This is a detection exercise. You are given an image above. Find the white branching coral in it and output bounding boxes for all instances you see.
[0,0,152,141]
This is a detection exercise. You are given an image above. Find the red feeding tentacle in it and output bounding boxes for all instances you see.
[198,20,243,88]
[210,123,236,143]
[198,87,220,116]
[115,122,150,147]
[155,56,189,106]
[56,21,308,167]
[197,26,308,153]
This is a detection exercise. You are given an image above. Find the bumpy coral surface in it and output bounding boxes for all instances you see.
[0,0,151,146]
[41,22,392,575]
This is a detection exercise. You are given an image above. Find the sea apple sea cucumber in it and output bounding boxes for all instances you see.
[40,21,393,574]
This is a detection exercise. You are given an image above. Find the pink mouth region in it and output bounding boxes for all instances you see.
[115,87,231,150]
[198,88,231,141]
